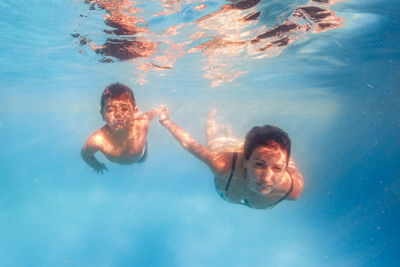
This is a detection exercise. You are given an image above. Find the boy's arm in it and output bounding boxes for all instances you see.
[159,116,231,175]
[81,134,108,174]
[285,158,304,200]
[143,108,160,121]
[135,105,165,121]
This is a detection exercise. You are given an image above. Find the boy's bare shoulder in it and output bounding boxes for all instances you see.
[84,126,109,148]
[133,117,150,128]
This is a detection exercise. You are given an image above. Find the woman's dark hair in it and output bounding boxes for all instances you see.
[244,125,291,164]
[100,82,135,111]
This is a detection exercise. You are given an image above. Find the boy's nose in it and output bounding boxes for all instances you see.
[115,111,123,118]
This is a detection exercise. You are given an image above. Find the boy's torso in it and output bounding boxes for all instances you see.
[97,119,148,164]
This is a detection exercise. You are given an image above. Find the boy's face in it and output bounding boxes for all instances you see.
[101,97,137,131]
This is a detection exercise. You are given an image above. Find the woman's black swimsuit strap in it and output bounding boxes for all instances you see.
[273,173,294,206]
[224,152,238,192]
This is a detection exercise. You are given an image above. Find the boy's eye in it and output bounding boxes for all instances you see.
[255,162,264,167]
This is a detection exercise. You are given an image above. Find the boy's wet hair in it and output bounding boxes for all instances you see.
[244,125,291,164]
[100,83,135,111]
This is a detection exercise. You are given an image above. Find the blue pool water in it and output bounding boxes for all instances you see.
[1,0,399,266]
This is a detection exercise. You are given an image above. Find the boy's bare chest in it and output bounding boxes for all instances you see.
[100,129,141,157]
[103,138,136,155]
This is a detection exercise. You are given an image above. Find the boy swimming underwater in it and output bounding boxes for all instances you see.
[81,82,164,173]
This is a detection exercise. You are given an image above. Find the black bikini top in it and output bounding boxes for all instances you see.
[224,152,238,192]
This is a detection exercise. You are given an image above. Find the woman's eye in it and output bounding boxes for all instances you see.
[255,162,264,167]
[272,167,282,172]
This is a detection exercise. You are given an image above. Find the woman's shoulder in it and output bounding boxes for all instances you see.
[213,151,245,178]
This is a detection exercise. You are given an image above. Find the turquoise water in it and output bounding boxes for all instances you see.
[1,0,399,266]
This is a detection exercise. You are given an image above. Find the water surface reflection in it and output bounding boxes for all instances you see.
[73,0,344,85]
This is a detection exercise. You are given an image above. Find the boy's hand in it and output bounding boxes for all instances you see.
[158,106,169,123]
[158,105,169,120]
[94,163,108,175]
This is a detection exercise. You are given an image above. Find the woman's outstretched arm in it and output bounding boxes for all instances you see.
[158,109,231,175]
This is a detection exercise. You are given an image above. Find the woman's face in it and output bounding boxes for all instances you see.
[244,145,288,195]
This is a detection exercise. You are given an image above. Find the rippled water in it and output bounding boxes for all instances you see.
[72,0,344,86]
[0,0,399,266]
